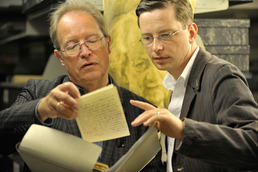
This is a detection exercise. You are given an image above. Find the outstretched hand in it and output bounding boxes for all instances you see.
[130,100,185,139]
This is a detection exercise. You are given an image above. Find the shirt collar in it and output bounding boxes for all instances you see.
[163,47,199,90]
[67,75,114,95]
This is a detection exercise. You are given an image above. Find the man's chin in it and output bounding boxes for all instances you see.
[82,75,101,81]
[81,72,107,82]
[154,64,167,71]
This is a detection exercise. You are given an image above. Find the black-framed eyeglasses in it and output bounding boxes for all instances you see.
[141,30,182,46]
[60,36,104,57]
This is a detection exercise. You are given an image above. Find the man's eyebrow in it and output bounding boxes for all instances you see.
[63,33,101,45]
[85,33,101,39]
[141,29,175,36]
[141,33,152,36]
[158,29,176,34]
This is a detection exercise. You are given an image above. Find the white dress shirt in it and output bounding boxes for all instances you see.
[163,47,199,172]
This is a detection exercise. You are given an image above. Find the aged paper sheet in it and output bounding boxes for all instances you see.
[17,124,102,172]
[106,125,161,172]
[76,84,130,142]
[17,125,160,172]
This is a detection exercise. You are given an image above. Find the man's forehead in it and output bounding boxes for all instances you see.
[57,11,101,42]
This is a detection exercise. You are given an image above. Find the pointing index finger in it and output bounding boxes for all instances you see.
[130,100,156,111]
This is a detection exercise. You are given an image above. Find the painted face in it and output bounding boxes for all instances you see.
[56,11,110,87]
[139,4,195,79]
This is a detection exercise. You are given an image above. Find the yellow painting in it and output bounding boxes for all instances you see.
[104,0,196,108]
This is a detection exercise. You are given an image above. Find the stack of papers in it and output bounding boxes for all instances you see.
[17,84,161,172]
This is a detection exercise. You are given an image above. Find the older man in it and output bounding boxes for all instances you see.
[0,0,165,171]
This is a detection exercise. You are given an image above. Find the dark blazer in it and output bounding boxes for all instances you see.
[0,75,165,172]
[172,49,258,172]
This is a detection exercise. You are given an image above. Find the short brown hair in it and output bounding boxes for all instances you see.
[136,0,193,28]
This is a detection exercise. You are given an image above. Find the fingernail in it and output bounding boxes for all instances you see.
[131,121,137,126]
[143,122,149,126]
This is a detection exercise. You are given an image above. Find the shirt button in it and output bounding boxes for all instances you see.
[177,167,184,171]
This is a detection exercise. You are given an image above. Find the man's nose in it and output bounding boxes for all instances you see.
[152,38,163,52]
[80,43,92,56]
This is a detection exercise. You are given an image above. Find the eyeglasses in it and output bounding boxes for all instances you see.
[141,30,182,46]
[60,36,104,57]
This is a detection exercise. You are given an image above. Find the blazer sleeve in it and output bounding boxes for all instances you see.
[0,79,50,154]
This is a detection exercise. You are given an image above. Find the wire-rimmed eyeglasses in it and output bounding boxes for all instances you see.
[141,30,182,46]
[60,36,104,57]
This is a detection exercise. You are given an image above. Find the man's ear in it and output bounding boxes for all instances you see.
[105,35,112,54]
[188,23,198,44]
[54,49,65,66]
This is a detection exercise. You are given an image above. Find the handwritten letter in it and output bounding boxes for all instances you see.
[76,84,130,142]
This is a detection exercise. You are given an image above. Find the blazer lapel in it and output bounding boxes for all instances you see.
[180,49,209,119]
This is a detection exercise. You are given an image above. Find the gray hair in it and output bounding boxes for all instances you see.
[49,0,108,49]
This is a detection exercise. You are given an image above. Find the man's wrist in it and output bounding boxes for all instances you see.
[35,99,52,125]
